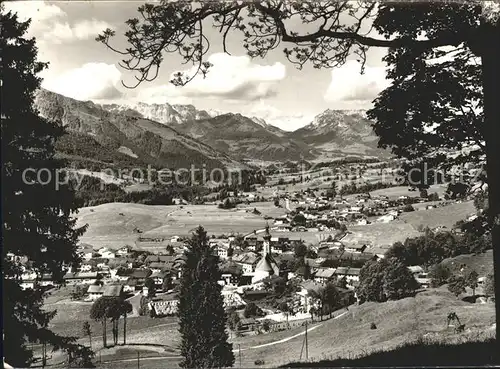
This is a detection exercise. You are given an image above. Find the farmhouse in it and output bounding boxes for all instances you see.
[334,267,361,282]
[233,252,260,274]
[344,243,367,254]
[314,268,336,284]
[63,272,100,285]
[149,294,179,317]
[116,245,133,257]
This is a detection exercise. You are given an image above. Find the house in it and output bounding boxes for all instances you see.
[87,285,104,301]
[150,270,170,288]
[149,262,169,273]
[115,268,133,282]
[216,246,229,259]
[130,268,152,282]
[233,252,260,274]
[407,265,424,275]
[123,268,152,291]
[334,267,361,282]
[149,294,179,316]
[344,244,367,254]
[222,290,246,309]
[377,214,396,223]
[116,245,133,257]
[294,281,323,314]
[219,263,243,286]
[270,243,286,254]
[124,278,139,292]
[314,268,336,284]
[145,254,175,265]
[63,272,100,285]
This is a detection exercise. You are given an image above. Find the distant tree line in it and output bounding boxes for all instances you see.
[386,229,492,268]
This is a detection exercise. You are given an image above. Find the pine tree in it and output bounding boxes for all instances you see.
[178,226,235,368]
[2,6,86,366]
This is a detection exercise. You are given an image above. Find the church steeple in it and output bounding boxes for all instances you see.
[263,223,271,255]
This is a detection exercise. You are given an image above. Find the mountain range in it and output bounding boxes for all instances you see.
[34,88,389,172]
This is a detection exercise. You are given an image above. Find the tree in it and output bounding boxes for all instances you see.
[429,263,452,288]
[465,269,479,296]
[244,302,263,318]
[382,259,419,300]
[448,275,467,297]
[162,274,173,292]
[358,260,387,303]
[303,262,312,280]
[358,258,418,302]
[145,277,156,297]
[82,321,92,350]
[228,311,241,332]
[484,272,495,297]
[278,301,290,325]
[292,214,307,227]
[294,243,307,259]
[177,226,234,368]
[90,298,110,348]
[2,7,87,366]
[104,298,133,346]
[98,1,500,336]
[322,283,340,318]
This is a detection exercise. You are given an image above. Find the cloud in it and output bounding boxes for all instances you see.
[42,63,123,100]
[245,101,314,132]
[137,53,286,104]
[44,18,111,44]
[324,60,390,106]
[4,1,110,44]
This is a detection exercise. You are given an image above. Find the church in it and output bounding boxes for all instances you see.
[251,225,280,284]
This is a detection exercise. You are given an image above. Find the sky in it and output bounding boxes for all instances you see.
[5,1,391,131]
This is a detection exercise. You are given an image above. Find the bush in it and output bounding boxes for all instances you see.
[255,359,265,365]
[403,204,415,212]
[370,322,377,330]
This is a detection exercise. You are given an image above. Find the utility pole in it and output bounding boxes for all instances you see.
[137,351,140,369]
[238,344,242,368]
[306,320,309,360]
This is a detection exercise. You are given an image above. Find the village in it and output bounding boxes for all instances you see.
[15,177,479,341]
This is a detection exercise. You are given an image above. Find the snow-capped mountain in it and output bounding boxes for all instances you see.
[100,102,217,125]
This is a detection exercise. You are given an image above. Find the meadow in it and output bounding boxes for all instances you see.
[74,202,286,249]
[61,287,496,369]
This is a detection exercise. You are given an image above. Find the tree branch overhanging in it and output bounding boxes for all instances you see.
[96,0,472,88]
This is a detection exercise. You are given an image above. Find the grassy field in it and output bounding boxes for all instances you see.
[368,184,448,199]
[399,200,475,230]
[75,203,280,249]
[78,287,495,369]
[345,221,422,248]
[44,297,177,342]
[233,287,495,367]
[441,250,494,278]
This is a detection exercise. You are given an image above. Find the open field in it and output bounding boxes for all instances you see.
[400,200,475,230]
[368,184,448,199]
[44,298,177,342]
[67,287,496,369]
[441,250,494,278]
[345,221,422,248]
[75,203,281,249]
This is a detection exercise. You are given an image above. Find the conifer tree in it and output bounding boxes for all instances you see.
[1,6,86,366]
[177,226,235,368]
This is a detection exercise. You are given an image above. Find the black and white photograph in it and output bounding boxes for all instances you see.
[2,0,499,368]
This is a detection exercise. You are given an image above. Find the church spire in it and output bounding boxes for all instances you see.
[263,223,271,255]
